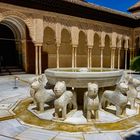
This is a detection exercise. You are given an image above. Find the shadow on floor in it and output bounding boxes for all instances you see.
[125,131,140,140]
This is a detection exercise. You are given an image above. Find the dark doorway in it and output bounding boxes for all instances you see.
[135,37,140,56]
[0,24,22,74]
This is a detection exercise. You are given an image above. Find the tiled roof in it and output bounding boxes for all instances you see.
[62,0,136,19]
[128,1,140,12]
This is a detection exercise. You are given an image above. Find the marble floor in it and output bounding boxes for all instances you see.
[0,74,140,140]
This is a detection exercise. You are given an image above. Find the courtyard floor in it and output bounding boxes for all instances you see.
[0,74,140,140]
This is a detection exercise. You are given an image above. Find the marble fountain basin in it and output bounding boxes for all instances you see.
[45,68,124,88]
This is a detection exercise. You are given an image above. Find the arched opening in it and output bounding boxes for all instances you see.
[135,37,140,56]
[0,17,35,75]
[93,33,100,67]
[60,28,72,67]
[43,27,56,68]
[104,35,111,68]
[77,31,87,67]
[0,24,19,69]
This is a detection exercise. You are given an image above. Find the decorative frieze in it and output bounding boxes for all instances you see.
[44,14,131,37]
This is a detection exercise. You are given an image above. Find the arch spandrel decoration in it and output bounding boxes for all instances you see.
[1,10,34,40]
[0,13,3,22]
[135,29,140,38]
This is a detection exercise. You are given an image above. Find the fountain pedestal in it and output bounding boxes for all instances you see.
[45,68,123,107]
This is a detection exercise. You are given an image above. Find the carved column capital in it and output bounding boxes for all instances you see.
[87,45,93,49]
[129,47,133,51]
[34,42,43,47]
[72,44,78,48]
[117,46,121,50]
[99,46,104,50]
[124,47,128,51]
[56,42,61,47]
[111,47,116,51]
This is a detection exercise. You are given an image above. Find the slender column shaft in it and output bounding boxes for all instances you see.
[56,45,60,68]
[125,48,128,70]
[112,48,116,69]
[39,46,42,74]
[110,49,113,69]
[117,48,121,69]
[89,48,92,69]
[72,47,75,69]
[87,48,90,68]
[100,47,104,71]
[74,47,77,68]
[35,45,39,75]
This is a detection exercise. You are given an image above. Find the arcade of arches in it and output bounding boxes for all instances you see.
[0,5,140,75]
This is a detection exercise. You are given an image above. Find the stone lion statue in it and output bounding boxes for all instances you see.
[124,73,140,88]
[124,75,138,109]
[29,76,39,104]
[54,81,66,98]
[84,83,99,121]
[101,82,128,117]
[30,74,55,112]
[54,81,77,119]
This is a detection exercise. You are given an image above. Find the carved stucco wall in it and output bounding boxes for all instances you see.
[0,2,136,70]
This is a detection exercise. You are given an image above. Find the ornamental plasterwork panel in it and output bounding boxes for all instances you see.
[44,14,132,37]
[1,10,34,40]
[113,28,131,36]
[0,8,7,13]
[43,22,56,31]
[92,24,102,32]
[0,13,3,22]
[102,26,112,33]
[2,10,33,29]
[61,25,71,33]
[135,29,140,37]
[44,16,56,24]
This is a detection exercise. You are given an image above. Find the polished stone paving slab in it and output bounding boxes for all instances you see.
[84,132,123,140]
[16,127,59,140]
[0,119,29,138]
[0,135,16,140]
[0,110,11,118]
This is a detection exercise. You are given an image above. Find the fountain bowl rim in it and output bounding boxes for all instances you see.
[45,67,124,78]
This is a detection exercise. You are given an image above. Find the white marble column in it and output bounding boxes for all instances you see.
[74,47,77,68]
[89,48,92,69]
[56,44,60,69]
[35,45,39,75]
[87,48,90,68]
[117,48,121,69]
[111,48,116,69]
[72,47,75,69]
[87,46,92,69]
[125,48,128,70]
[39,45,42,75]
[72,45,78,69]
[35,44,42,75]
[100,47,104,71]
